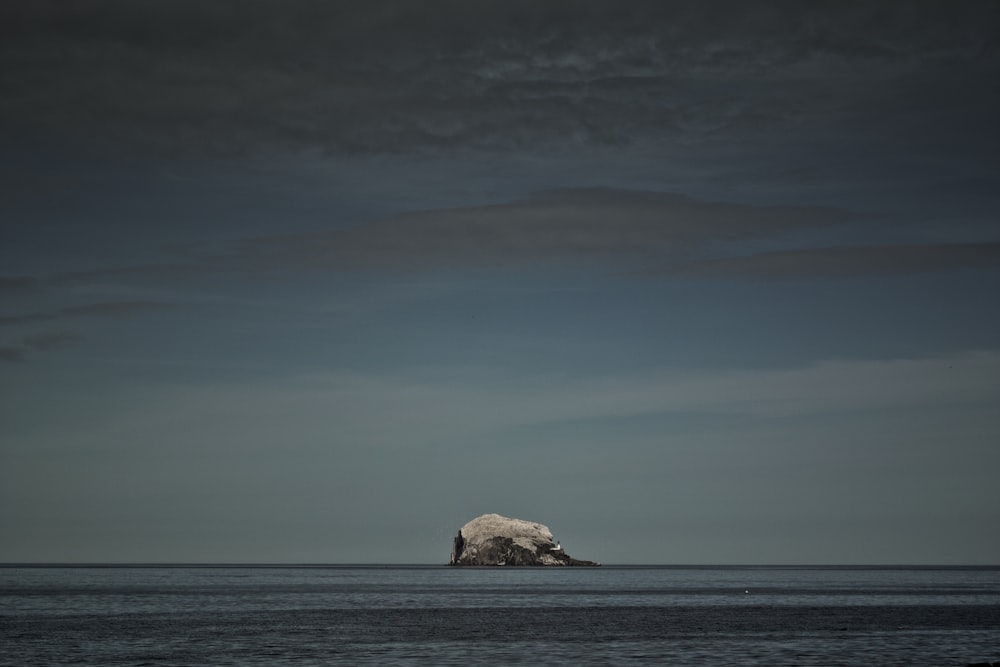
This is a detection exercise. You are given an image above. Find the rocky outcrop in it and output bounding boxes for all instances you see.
[448,513,599,566]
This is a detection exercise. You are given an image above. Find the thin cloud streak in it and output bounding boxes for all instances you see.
[22,331,85,351]
[0,276,39,293]
[0,300,173,327]
[0,331,85,362]
[675,242,1000,279]
[18,196,997,288]
[230,188,852,270]
[0,346,26,363]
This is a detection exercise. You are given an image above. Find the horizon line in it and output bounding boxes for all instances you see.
[3,562,998,569]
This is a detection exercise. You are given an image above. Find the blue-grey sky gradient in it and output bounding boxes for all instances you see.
[1,1,998,564]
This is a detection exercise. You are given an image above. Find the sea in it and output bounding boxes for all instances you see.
[1,565,998,666]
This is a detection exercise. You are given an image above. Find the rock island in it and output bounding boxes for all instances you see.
[449,513,600,566]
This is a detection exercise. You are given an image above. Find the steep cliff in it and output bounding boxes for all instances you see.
[449,513,599,566]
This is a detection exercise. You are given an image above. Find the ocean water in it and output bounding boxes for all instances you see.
[1,565,998,666]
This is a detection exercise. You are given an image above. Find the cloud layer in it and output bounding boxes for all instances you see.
[3,1,997,157]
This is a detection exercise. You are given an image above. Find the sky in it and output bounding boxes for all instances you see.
[1,1,998,565]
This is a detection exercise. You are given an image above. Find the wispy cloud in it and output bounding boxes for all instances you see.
[0,300,172,327]
[0,330,86,362]
[675,242,1000,279]
[22,331,85,351]
[59,301,173,318]
[0,346,26,362]
[0,276,38,293]
[229,188,852,270]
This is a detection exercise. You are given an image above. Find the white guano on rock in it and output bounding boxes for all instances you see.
[449,513,599,566]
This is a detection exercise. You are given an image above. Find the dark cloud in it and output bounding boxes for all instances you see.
[676,242,1000,279]
[0,300,172,327]
[229,188,852,270]
[2,1,997,157]
[0,276,38,293]
[59,301,173,318]
[0,346,26,362]
[0,331,83,363]
[0,313,50,327]
[21,331,85,351]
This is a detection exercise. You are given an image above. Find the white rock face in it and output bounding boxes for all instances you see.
[460,513,554,549]
[449,513,598,566]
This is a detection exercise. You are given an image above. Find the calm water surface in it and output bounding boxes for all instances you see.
[2,565,998,665]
